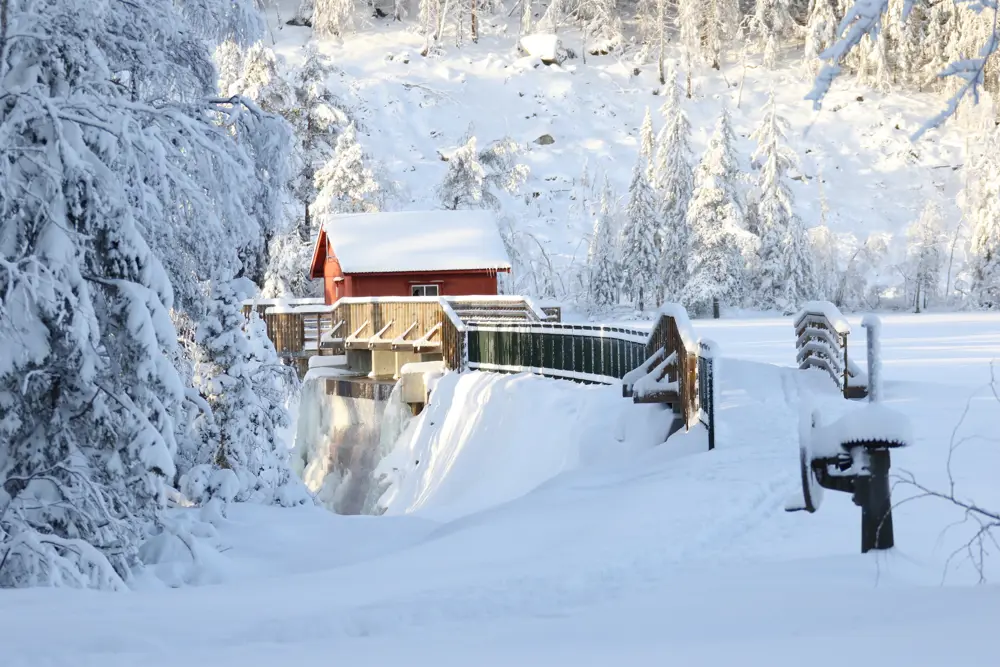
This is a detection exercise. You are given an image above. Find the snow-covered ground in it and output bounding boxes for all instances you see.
[4,312,998,666]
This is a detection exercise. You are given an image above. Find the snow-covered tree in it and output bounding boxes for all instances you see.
[190,280,309,505]
[231,43,295,112]
[262,47,348,298]
[653,62,695,302]
[967,130,1000,308]
[579,0,625,56]
[752,0,796,68]
[683,110,749,315]
[214,39,246,93]
[438,134,528,210]
[809,226,843,301]
[0,0,289,590]
[704,0,742,69]
[619,157,661,311]
[904,202,946,312]
[807,0,1000,136]
[677,0,703,69]
[640,106,655,174]
[176,0,267,46]
[637,0,671,81]
[313,0,355,38]
[588,179,620,311]
[803,0,839,74]
[313,122,382,216]
[749,91,817,311]
[438,136,488,209]
[837,233,891,309]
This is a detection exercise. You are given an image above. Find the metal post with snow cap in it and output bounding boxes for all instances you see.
[786,400,912,553]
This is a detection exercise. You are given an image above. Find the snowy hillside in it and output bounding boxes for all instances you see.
[263,6,979,307]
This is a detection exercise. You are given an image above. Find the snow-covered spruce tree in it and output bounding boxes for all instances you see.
[189,280,309,506]
[619,157,661,311]
[640,106,655,176]
[438,134,528,210]
[653,62,695,302]
[904,201,946,312]
[0,0,274,589]
[682,110,750,316]
[588,179,620,311]
[968,129,1000,308]
[677,0,704,71]
[313,0,355,38]
[803,0,839,74]
[313,122,382,216]
[438,135,487,209]
[749,91,817,311]
[704,0,742,70]
[751,0,796,68]
[234,42,292,105]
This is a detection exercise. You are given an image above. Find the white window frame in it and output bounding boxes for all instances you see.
[411,284,440,297]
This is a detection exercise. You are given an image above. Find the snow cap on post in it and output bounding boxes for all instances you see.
[811,403,913,457]
[654,303,696,350]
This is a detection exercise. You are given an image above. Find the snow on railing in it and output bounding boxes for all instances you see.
[793,301,868,400]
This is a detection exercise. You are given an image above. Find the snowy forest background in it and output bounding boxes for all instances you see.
[1,0,1000,590]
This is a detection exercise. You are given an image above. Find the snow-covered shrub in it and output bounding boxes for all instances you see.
[192,280,309,507]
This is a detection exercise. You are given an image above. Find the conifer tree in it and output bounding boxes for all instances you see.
[683,110,749,316]
[653,63,695,302]
[313,0,354,38]
[313,122,382,216]
[968,130,1000,308]
[752,0,796,68]
[640,107,655,179]
[749,91,817,310]
[192,281,309,505]
[588,179,620,311]
[704,0,742,69]
[437,134,528,210]
[619,157,661,311]
[803,0,839,74]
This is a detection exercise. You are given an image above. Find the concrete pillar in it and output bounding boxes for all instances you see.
[393,350,422,379]
[371,350,396,378]
[346,349,372,375]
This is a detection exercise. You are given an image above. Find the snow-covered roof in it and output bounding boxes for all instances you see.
[321,210,512,274]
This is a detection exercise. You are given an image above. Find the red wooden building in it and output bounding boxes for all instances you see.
[309,210,512,304]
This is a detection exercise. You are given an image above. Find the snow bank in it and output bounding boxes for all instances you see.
[375,371,675,521]
[519,33,564,64]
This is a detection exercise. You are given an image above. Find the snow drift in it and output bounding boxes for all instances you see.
[375,371,676,521]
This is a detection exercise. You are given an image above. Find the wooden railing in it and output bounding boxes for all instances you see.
[242,295,545,376]
[794,301,868,399]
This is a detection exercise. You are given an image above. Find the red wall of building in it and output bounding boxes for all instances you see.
[322,266,499,303]
[347,271,499,298]
[317,244,503,303]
